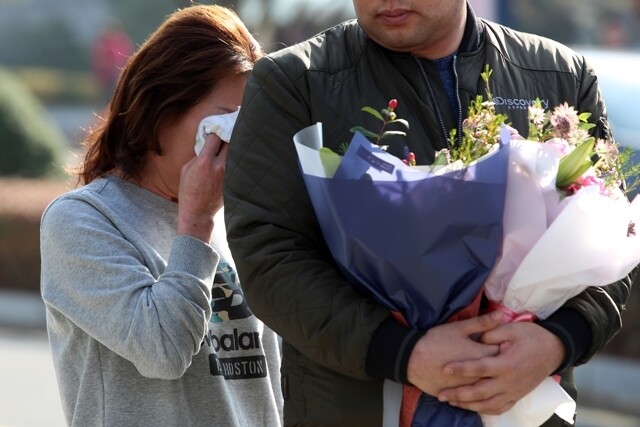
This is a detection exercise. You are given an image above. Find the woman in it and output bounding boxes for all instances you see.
[40,5,282,426]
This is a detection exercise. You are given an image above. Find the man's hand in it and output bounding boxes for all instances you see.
[407,311,503,396]
[437,321,566,415]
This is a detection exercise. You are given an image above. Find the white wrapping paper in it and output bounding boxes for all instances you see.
[482,138,640,427]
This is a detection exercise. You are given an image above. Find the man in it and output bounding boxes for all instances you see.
[223,1,632,425]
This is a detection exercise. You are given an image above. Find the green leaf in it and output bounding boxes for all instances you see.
[349,126,379,139]
[390,118,410,129]
[528,123,539,141]
[433,151,449,166]
[578,123,596,131]
[361,106,384,122]
[578,112,592,122]
[556,138,595,187]
[337,143,350,155]
[318,147,342,177]
[557,161,593,187]
[379,130,407,139]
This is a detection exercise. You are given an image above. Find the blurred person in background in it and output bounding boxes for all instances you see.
[599,11,630,48]
[40,5,282,426]
[223,0,632,426]
[90,20,134,102]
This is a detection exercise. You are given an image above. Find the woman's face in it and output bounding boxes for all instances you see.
[141,74,247,200]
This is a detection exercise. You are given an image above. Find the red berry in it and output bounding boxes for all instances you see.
[388,99,398,110]
[408,152,415,161]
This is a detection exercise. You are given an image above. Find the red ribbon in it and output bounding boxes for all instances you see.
[391,289,484,427]
[486,300,536,323]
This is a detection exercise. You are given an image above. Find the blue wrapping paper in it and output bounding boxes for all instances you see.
[294,125,511,426]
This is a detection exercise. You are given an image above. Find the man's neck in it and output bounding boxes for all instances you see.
[411,8,467,60]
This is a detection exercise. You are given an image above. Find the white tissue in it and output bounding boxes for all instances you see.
[194,108,240,155]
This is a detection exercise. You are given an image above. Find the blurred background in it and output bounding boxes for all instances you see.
[0,0,639,426]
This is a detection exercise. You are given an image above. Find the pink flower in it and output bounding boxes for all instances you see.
[577,174,605,189]
[550,103,580,140]
[595,138,619,161]
[567,128,590,146]
[544,137,572,155]
[565,173,607,195]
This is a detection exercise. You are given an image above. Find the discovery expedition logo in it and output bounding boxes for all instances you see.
[494,97,549,110]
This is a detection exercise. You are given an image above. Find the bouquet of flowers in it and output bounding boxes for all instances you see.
[293,102,510,333]
[294,70,512,424]
[424,66,640,427]
[293,64,640,427]
[476,100,640,427]
[484,100,640,317]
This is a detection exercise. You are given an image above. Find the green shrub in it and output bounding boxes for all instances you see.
[0,177,70,293]
[0,215,41,293]
[14,67,101,105]
[0,68,68,178]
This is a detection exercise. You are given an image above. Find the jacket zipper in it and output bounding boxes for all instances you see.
[452,55,463,145]
[414,56,463,149]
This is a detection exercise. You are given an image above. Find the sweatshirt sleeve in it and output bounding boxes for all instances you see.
[40,196,219,379]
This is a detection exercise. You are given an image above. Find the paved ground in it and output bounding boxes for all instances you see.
[1,325,639,427]
[1,291,640,427]
[0,327,65,427]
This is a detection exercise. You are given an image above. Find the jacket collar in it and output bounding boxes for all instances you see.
[459,2,484,54]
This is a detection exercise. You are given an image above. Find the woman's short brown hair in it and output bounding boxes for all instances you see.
[78,4,262,185]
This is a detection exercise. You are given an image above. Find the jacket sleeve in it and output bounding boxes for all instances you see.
[539,54,634,369]
[223,53,415,380]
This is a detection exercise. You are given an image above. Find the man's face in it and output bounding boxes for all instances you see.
[352,0,467,59]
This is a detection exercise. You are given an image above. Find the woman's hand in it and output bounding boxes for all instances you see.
[177,134,228,242]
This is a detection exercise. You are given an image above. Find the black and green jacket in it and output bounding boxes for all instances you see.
[224,4,632,426]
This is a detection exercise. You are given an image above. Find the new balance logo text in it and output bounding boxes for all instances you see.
[209,354,268,379]
[204,328,261,353]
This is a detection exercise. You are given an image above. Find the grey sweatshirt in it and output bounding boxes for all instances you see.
[40,175,283,427]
